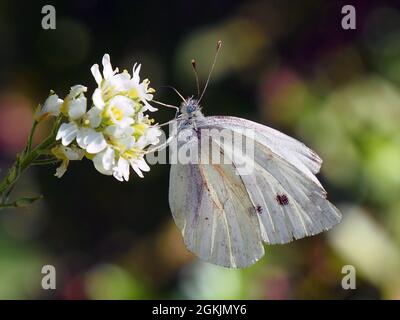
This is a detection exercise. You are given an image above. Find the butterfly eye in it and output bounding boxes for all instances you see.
[187,104,196,113]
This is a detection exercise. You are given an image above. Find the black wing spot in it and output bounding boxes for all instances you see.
[256,205,263,214]
[276,194,289,206]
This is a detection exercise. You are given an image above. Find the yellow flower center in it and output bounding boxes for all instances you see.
[127,88,138,99]
[111,106,123,121]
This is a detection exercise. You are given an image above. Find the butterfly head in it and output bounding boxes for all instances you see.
[180,96,202,117]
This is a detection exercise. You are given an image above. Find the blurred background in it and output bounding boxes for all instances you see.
[1,0,400,299]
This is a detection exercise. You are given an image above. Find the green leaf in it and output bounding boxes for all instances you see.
[0,195,43,210]
[15,195,43,207]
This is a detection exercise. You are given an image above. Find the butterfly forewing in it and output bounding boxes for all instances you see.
[201,116,324,188]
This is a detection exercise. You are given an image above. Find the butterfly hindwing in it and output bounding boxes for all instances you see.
[169,135,264,268]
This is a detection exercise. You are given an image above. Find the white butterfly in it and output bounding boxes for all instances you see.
[157,42,342,268]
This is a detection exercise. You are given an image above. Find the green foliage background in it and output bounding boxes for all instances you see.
[0,0,400,299]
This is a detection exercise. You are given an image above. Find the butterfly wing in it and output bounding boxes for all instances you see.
[202,116,324,188]
[197,116,342,245]
[169,116,341,267]
[169,138,265,268]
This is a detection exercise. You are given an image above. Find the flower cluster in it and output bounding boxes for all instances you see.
[35,54,162,181]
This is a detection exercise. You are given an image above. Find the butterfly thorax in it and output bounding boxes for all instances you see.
[175,97,205,133]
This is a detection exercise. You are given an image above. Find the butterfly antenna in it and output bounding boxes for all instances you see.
[155,118,179,128]
[160,85,186,102]
[198,40,222,103]
[152,100,179,112]
[191,59,201,97]
[152,99,180,118]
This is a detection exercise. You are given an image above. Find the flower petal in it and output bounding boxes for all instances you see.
[68,97,87,120]
[91,64,102,85]
[107,95,136,125]
[92,88,105,109]
[77,128,107,153]
[130,163,144,178]
[137,158,150,172]
[142,100,157,112]
[102,147,115,171]
[86,131,107,154]
[129,157,150,178]
[132,63,141,84]
[93,147,115,175]
[146,127,162,145]
[56,123,78,146]
[113,157,130,181]
[109,72,130,91]
[87,107,103,128]
[67,85,87,100]
[102,54,114,79]
[37,94,63,119]
[76,127,90,149]
[104,125,125,138]
[109,95,135,114]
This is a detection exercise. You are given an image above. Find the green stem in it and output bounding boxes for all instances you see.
[0,116,62,207]
[26,120,38,154]
[31,158,60,166]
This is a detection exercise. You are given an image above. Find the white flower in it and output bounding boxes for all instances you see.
[126,63,157,112]
[55,86,108,154]
[34,93,63,121]
[90,54,156,112]
[52,145,85,178]
[111,155,150,181]
[50,54,162,181]
[104,125,135,152]
[91,54,124,109]
[62,85,88,119]
[56,122,107,154]
[136,126,162,149]
[105,95,135,127]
